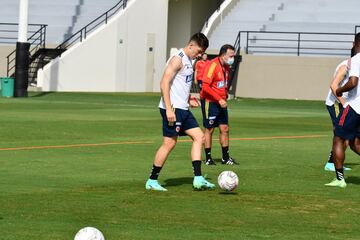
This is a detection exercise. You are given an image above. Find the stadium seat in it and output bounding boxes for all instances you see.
[208,0,360,56]
[0,0,120,44]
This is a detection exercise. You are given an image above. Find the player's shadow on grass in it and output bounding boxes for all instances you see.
[31,92,54,98]
[345,162,360,167]
[218,191,238,195]
[164,176,215,187]
[163,177,193,187]
[346,176,360,185]
[213,158,222,163]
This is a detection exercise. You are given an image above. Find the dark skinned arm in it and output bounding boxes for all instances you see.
[336,76,359,97]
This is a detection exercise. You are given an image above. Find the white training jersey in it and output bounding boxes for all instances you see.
[325,59,350,106]
[159,49,194,110]
[347,53,360,113]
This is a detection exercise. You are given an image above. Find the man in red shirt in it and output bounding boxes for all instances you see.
[200,44,238,165]
[194,53,209,90]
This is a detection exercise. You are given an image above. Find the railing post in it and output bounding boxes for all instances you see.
[297,33,301,56]
[238,32,241,55]
[43,25,46,48]
[6,56,9,77]
[40,26,43,47]
[80,30,83,42]
[105,12,108,24]
[246,31,249,54]
[84,26,87,39]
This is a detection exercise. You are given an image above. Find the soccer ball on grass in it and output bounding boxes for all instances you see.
[74,227,105,240]
[218,171,239,191]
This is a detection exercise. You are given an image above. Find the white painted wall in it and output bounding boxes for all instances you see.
[37,0,168,92]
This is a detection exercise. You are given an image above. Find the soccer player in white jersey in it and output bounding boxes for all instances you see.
[326,34,360,188]
[145,33,215,191]
[324,56,353,171]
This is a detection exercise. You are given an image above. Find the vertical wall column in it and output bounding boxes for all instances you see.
[15,0,30,97]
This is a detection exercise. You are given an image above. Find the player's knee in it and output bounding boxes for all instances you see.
[350,143,356,152]
[349,140,358,152]
[220,125,229,134]
[194,132,205,144]
[163,138,177,150]
[205,128,214,134]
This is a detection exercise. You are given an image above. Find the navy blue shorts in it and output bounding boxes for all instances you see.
[197,80,203,90]
[334,105,360,140]
[201,99,228,128]
[160,108,199,137]
[327,102,342,127]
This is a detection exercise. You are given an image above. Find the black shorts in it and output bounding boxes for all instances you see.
[160,108,199,137]
[334,105,360,140]
[201,99,228,128]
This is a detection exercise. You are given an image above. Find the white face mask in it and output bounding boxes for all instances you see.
[226,57,234,65]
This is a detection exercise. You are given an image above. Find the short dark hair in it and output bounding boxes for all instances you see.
[189,33,209,50]
[219,44,235,56]
[351,47,355,57]
[355,33,360,47]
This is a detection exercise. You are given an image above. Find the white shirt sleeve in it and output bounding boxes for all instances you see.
[349,54,360,78]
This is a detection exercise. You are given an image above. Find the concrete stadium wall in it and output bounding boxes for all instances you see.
[167,0,218,58]
[37,0,168,92]
[0,46,15,77]
[235,54,345,100]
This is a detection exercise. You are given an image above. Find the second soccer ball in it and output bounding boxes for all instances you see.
[74,227,105,240]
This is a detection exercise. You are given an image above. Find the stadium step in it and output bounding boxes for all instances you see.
[28,48,66,85]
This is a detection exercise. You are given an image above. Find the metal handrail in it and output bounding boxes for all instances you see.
[355,25,360,34]
[0,23,45,44]
[202,0,225,30]
[56,0,127,51]
[234,31,241,54]
[234,30,355,56]
[5,24,47,77]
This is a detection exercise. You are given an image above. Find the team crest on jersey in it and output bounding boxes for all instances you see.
[185,64,192,69]
[185,75,193,83]
[176,126,181,132]
[209,120,214,125]
[217,81,225,88]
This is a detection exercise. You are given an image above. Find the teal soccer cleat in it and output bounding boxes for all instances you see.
[193,176,215,190]
[145,179,168,191]
[324,162,352,172]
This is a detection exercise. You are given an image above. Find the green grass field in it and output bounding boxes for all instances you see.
[0,92,359,240]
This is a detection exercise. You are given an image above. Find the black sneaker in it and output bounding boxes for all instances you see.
[221,157,239,165]
[205,158,216,165]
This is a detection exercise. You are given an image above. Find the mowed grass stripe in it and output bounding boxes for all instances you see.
[0,134,327,151]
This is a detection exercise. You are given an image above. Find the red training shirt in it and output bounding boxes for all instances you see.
[195,59,208,80]
[200,57,230,102]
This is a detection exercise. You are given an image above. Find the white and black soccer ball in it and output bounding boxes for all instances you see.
[218,171,239,191]
[74,227,105,240]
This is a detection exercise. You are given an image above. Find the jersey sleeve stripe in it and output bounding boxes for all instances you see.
[207,62,217,78]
